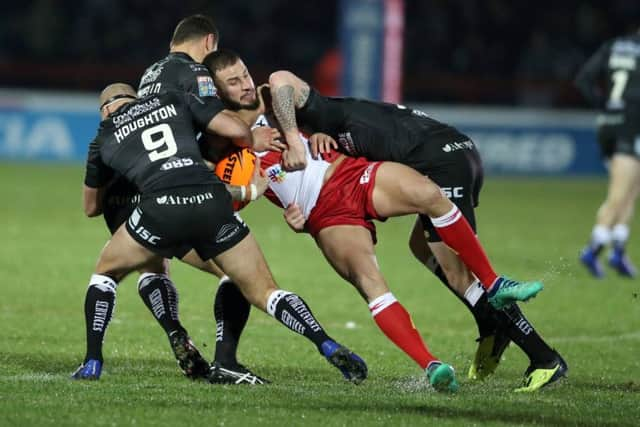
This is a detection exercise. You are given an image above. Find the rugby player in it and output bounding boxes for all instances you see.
[72,15,279,384]
[204,50,567,391]
[576,28,640,279]
[71,83,368,385]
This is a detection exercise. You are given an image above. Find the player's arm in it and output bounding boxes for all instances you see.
[575,42,610,107]
[186,93,255,147]
[208,109,254,146]
[83,139,114,217]
[224,156,268,203]
[268,70,311,171]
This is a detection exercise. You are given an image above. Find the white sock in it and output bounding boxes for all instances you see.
[463,280,484,306]
[368,292,397,317]
[611,224,630,248]
[591,225,611,248]
[266,290,292,317]
[89,274,118,293]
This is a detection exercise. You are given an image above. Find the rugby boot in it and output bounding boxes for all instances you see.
[168,329,210,380]
[487,277,543,310]
[320,340,368,384]
[426,362,459,392]
[70,359,102,380]
[580,246,605,278]
[208,362,270,385]
[468,330,511,380]
[515,352,568,392]
[608,248,637,278]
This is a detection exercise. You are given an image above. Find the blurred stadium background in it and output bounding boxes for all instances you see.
[2,0,639,171]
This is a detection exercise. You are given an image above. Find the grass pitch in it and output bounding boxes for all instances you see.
[0,164,638,426]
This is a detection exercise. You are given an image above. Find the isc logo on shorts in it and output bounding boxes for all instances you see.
[441,186,464,198]
[128,208,161,245]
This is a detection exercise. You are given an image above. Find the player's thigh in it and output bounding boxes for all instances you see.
[316,225,388,302]
[212,233,277,311]
[138,257,169,275]
[607,154,640,204]
[372,162,444,217]
[427,241,474,295]
[181,249,224,278]
[96,224,161,281]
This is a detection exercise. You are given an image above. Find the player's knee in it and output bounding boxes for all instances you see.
[348,268,386,297]
[408,182,445,213]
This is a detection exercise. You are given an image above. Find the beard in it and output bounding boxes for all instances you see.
[221,93,260,112]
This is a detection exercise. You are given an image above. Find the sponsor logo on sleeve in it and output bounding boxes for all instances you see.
[197,76,216,97]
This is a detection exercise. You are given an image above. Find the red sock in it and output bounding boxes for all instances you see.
[369,293,437,369]
[431,205,498,289]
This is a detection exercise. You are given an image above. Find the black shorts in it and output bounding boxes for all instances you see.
[409,129,484,242]
[103,175,139,234]
[124,183,249,260]
[597,114,640,160]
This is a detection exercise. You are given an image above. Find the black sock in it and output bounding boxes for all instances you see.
[432,264,498,337]
[213,278,251,367]
[266,290,331,353]
[499,304,557,365]
[137,274,183,336]
[84,275,117,363]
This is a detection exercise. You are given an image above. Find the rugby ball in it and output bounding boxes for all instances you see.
[214,148,256,211]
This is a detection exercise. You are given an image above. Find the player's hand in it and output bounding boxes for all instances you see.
[309,133,338,159]
[284,203,305,232]
[252,126,286,152]
[256,83,271,114]
[281,137,307,171]
[250,157,268,199]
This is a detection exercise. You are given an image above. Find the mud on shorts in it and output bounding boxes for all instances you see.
[125,183,249,260]
[306,157,384,243]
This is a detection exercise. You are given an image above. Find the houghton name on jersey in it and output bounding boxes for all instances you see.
[85,91,225,193]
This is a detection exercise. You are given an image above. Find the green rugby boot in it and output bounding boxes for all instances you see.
[487,277,543,310]
[426,362,459,393]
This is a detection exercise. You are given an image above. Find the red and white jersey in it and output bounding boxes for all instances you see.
[253,114,330,218]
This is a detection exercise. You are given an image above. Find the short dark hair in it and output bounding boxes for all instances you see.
[202,48,241,78]
[170,14,219,46]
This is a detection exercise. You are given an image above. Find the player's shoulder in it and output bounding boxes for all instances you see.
[609,34,640,53]
[166,52,208,74]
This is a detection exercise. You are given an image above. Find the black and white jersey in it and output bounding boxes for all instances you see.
[296,88,466,173]
[84,91,224,193]
[575,33,640,113]
[138,52,217,99]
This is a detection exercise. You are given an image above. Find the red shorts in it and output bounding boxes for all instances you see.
[307,157,383,242]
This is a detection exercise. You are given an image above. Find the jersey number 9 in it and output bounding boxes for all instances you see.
[141,124,178,161]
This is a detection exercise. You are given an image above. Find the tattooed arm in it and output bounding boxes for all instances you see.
[269,70,311,171]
